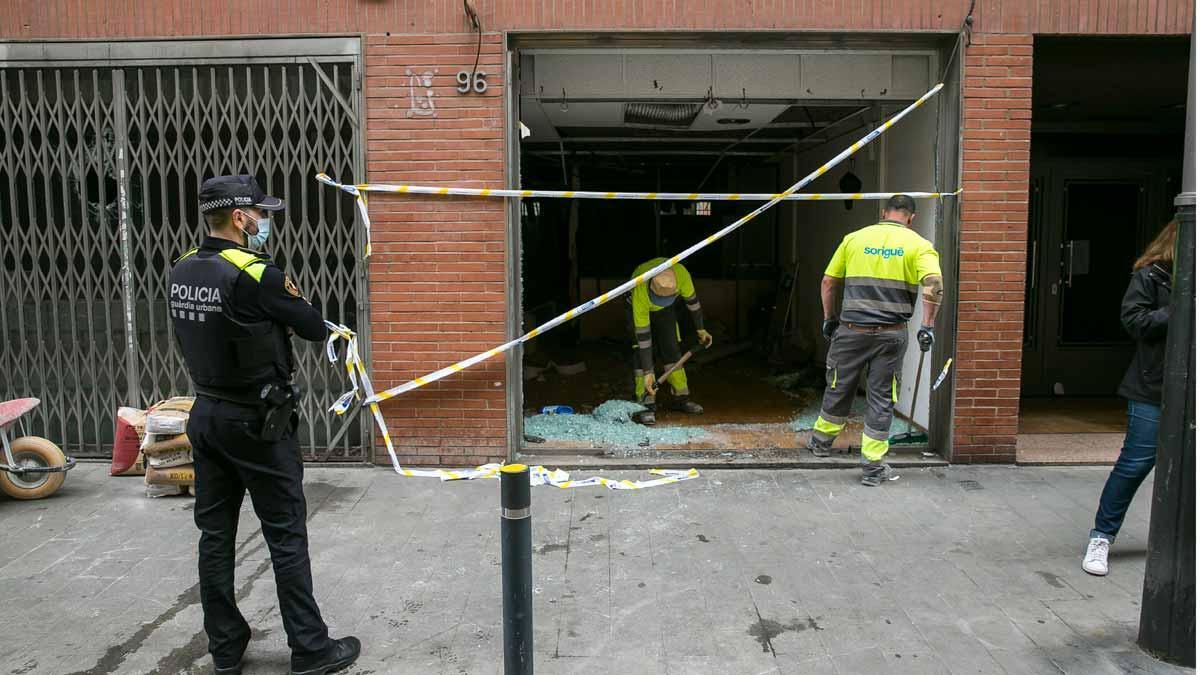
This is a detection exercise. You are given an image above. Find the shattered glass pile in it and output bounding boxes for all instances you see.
[524,399,710,447]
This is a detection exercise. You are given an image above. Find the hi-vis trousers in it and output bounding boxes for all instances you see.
[811,325,906,462]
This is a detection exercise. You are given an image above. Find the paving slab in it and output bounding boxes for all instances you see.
[0,462,1190,674]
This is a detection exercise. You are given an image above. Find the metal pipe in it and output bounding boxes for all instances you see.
[501,464,534,675]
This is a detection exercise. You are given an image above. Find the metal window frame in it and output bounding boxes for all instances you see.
[503,31,963,460]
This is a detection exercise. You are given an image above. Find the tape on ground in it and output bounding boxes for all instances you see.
[325,322,698,489]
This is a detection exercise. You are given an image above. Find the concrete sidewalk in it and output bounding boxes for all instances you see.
[0,463,1190,675]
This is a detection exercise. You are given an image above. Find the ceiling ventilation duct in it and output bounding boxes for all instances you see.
[623,102,703,128]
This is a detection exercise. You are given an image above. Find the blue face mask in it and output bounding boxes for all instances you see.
[238,211,271,249]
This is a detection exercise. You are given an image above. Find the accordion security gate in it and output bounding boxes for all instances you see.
[0,43,368,461]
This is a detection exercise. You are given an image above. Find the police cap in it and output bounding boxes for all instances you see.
[198,175,285,214]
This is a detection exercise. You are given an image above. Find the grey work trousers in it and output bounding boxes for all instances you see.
[811,325,907,461]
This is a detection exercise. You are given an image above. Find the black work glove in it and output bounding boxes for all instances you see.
[821,319,839,341]
[917,325,935,352]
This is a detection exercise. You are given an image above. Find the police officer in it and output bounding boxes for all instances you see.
[170,175,360,675]
[807,194,943,486]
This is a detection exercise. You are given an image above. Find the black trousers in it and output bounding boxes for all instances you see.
[187,396,332,663]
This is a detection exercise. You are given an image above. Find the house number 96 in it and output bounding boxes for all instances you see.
[456,70,488,94]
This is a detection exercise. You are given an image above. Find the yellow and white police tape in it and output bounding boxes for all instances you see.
[328,82,945,404]
[314,175,960,258]
[324,322,699,489]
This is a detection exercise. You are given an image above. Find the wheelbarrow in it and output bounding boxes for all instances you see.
[0,398,75,500]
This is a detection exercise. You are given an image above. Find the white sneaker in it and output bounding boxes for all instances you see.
[1082,537,1110,576]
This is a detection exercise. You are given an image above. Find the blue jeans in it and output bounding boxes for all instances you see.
[1091,400,1161,542]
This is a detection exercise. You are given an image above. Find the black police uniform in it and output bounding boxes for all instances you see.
[169,176,336,672]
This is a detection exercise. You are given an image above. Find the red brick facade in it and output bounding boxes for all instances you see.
[364,34,509,467]
[3,1,1193,465]
[952,33,1034,463]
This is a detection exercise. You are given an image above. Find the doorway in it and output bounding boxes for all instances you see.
[1018,36,1188,463]
[505,36,962,461]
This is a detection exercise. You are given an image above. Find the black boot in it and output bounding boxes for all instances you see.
[290,636,362,675]
[807,436,833,458]
[632,401,657,426]
[669,397,704,415]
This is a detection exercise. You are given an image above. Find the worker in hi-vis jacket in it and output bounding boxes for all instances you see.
[626,258,713,426]
[808,194,943,486]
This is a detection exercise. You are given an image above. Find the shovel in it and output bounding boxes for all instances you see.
[890,347,929,445]
[645,343,707,395]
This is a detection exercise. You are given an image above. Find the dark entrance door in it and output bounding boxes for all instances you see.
[1023,162,1165,396]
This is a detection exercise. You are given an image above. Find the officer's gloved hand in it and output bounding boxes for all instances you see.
[821,319,839,341]
[696,329,713,348]
[917,325,935,352]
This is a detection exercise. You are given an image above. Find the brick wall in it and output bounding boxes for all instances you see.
[3,1,1193,37]
[364,33,509,466]
[2,1,1191,466]
[953,33,1034,463]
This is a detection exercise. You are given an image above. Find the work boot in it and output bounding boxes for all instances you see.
[213,661,242,675]
[861,461,899,487]
[632,410,657,426]
[290,636,361,675]
[669,397,704,415]
[807,436,833,458]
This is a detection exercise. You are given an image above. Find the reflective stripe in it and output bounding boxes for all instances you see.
[818,411,847,426]
[814,415,844,437]
[217,249,268,283]
[842,298,915,314]
[846,276,918,292]
[863,424,891,442]
[174,247,199,263]
[861,434,889,462]
[831,366,838,390]
[891,376,898,404]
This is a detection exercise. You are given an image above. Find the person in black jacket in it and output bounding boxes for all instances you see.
[171,176,361,674]
[1082,221,1176,577]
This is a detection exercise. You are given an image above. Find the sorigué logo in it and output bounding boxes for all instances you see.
[863,246,904,259]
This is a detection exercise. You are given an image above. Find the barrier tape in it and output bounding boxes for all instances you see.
[315,173,960,259]
[396,463,699,489]
[324,322,698,489]
[932,357,954,391]
[333,82,943,404]
[316,173,960,205]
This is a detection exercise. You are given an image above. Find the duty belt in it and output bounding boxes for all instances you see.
[844,322,905,334]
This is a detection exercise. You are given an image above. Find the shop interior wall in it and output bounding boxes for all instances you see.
[779,123,884,376]
[778,101,937,429]
[882,101,937,429]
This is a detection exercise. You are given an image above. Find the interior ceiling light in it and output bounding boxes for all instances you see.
[716,118,751,125]
[624,102,702,127]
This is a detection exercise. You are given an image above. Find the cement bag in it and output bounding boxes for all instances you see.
[110,407,147,476]
[145,410,189,436]
[146,448,192,469]
[145,463,195,487]
[146,483,190,498]
[142,433,190,455]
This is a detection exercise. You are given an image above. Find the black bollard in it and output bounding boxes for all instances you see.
[1137,194,1196,666]
[1137,32,1195,668]
[500,463,533,675]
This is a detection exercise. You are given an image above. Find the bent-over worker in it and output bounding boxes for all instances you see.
[808,194,943,486]
[627,258,714,426]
